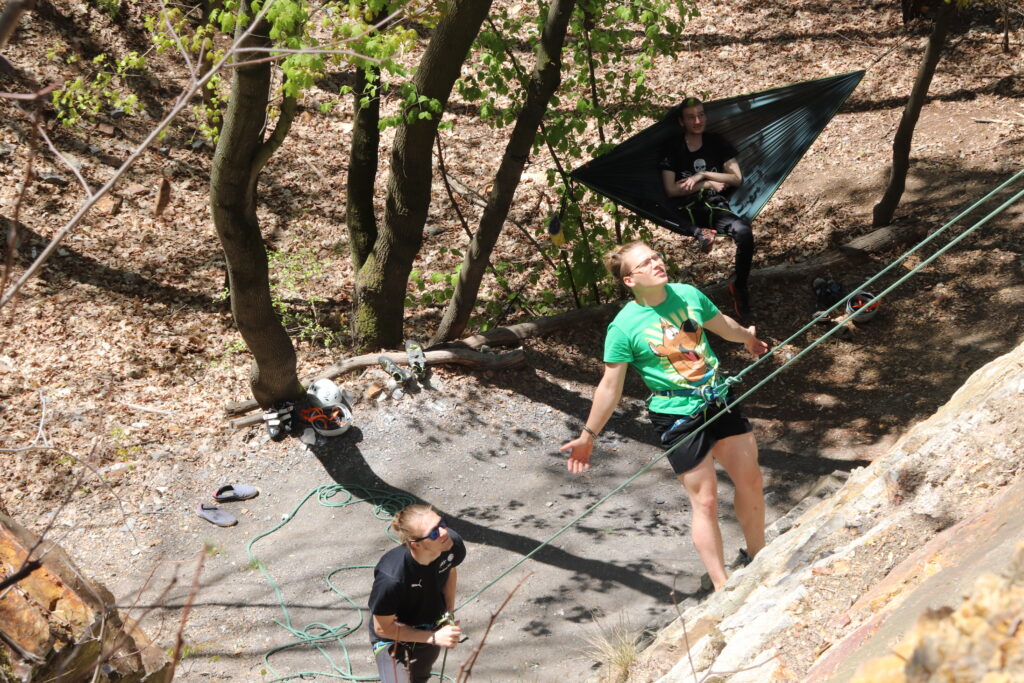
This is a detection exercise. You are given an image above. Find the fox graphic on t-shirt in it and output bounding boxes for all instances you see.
[648,317,710,383]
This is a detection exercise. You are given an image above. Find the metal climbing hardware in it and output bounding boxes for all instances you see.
[650,374,740,404]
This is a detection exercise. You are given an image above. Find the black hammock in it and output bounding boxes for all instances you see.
[569,71,865,228]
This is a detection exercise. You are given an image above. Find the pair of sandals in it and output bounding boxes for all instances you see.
[196,484,259,527]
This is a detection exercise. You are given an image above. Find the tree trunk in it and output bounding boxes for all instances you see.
[0,0,38,51]
[210,12,303,408]
[352,0,493,349]
[872,0,953,227]
[430,0,576,345]
[345,66,381,271]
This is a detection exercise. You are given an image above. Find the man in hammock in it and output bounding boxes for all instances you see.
[560,241,767,591]
[660,97,755,322]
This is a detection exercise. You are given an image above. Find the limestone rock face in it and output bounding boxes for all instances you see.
[631,341,1024,682]
[850,545,1024,682]
[0,512,169,682]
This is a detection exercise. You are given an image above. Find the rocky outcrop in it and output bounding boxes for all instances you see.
[849,542,1024,682]
[0,512,168,682]
[630,341,1024,682]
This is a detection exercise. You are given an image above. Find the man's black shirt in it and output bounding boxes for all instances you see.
[368,530,466,644]
[659,131,738,202]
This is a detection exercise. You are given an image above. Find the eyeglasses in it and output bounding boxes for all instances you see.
[624,252,663,277]
[411,518,447,542]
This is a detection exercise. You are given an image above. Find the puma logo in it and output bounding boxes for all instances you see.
[410,580,423,589]
[648,317,709,382]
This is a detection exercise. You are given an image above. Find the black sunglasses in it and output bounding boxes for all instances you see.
[412,518,448,542]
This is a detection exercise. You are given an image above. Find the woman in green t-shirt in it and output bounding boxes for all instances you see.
[560,241,768,591]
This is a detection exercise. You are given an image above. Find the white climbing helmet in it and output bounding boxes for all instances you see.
[304,379,353,436]
[307,379,344,408]
[845,291,880,323]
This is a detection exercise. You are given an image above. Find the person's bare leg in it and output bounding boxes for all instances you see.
[678,456,727,589]
[712,432,765,557]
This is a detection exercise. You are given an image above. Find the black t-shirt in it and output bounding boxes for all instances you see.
[367,530,466,644]
[658,131,738,202]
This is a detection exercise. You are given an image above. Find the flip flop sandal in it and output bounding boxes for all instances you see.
[197,504,237,527]
[213,484,259,503]
[378,355,413,383]
[405,339,428,380]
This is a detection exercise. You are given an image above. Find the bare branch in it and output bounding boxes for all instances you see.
[162,3,197,81]
[455,572,531,682]
[33,115,95,198]
[0,83,58,101]
[221,47,377,71]
[701,654,780,682]
[971,117,1024,127]
[32,388,49,446]
[166,548,206,680]
[669,574,701,682]
[0,558,43,593]
[435,132,475,240]
[0,428,140,549]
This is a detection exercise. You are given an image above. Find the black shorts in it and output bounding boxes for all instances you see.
[649,401,753,475]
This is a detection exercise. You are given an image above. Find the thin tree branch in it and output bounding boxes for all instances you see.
[455,572,531,682]
[162,6,197,81]
[33,114,95,199]
[435,132,474,240]
[0,559,43,593]
[166,548,206,680]
[0,83,59,100]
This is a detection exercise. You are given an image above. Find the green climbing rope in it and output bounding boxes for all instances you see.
[246,484,415,682]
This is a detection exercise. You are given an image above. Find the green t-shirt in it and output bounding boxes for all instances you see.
[604,283,724,415]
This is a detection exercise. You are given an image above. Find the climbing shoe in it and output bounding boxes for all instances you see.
[694,228,716,255]
[730,547,754,569]
[405,339,428,380]
[812,277,845,311]
[263,401,294,442]
[728,280,753,323]
[379,355,413,383]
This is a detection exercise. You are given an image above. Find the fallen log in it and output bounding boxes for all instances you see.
[748,224,910,282]
[224,347,525,420]
[451,300,625,349]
